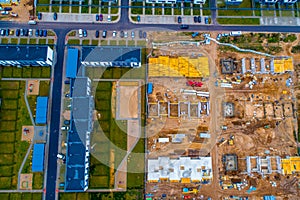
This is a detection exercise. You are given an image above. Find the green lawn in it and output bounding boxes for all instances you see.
[68,39,80,45]
[82,39,90,45]
[29,39,37,44]
[62,6,70,13]
[218,0,253,16]
[92,40,99,46]
[71,6,79,13]
[217,18,260,25]
[1,38,8,44]
[36,6,49,12]
[110,40,117,46]
[51,6,60,13]
[19,38,28,44]
[10,38,18,44]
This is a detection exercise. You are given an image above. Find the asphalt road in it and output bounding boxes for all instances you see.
[44,29,68,200]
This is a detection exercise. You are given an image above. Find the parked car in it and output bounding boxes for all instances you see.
[99,14,103,21]
[39,29,43,37]
[139,30,142,39]
[83,29,87,37]
[96,14,99,21]
[143,32,147,38]
[5,29,9,36]
[177,16,182,23]
[216,33,221,41]
[107,15,111,21]
[4,7,12,11]
[95,30,99,38]
[204,17,209,24]
[131,31,135,38]
[112,31,117,38]
[1,11,9,15]
[78,29,83,38]
[102,30,107,38]
[64,120,70,125]
[198,16,201,23]
[65,93,70,98]
[193,16,197,23]
[53,12,57,20]
[120,31,124,38]
[64,80,70,84]
[61,126,69,131]
[43,30,47,37]
[28,29,33,36]
[24,29,29,36]
[124,31,128,38]
[57,153,66,160]
[20,29,24,36]
[180,24,189,29]
[35,29,39,37]
[137,15,140,22]
[38,12,42,20]
[16,29,20,36]
[10,12,18,17]
[0,29,5,36]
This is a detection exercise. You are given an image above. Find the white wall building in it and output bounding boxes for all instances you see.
[147,157,212,183]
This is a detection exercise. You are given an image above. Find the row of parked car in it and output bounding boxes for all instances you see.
[178,16,209,25]
[14,29,48,37]
[94,30,147,39]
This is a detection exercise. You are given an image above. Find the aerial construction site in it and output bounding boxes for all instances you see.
[145,32,300,200]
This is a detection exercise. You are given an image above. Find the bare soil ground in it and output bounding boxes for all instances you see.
[21,125,34,142]
[27,80,39,96]
[19,173,33,190]
[118,82,139,119]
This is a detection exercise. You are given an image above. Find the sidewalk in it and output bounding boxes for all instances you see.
[131,15,207,25]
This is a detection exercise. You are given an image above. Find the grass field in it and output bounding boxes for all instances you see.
[218,0,253,16]
[0,193,42,200]
[1,66,51,78]
[217,17,260,25]
[0,81,32,189]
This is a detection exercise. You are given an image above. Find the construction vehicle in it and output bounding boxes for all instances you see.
[228,135,234,146]
[192,32,199,38]
[186,80,203,87]
[182,188,198,195]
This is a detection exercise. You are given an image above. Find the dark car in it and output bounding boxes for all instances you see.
[102,30,107,38]
[120,31,124,38]
[53,12,57,20]
[35,29,39,37]
[83,30,87,37]
[193,16,197,23]
[139,30,142,39]
[39,29,43,37]
[95,30,99,38]
[180,24,189,29]
[16,29,20,36]
[177,16,182,24]
[4,7,12,11]
[143,32,147,38]
[24,29,29,36]
[96,14,99,21]
[64,80,70,84]
[137,15,140,22]
[43,30,47,37]
[198,16,201,23]
[99,14,103,21]
[38,12,42,20]
[5,29,9,36]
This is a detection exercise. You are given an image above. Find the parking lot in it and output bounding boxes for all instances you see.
[36,0,120,22]
[66,29,147,46]
[0,28,56,45]
[130,1,211,24]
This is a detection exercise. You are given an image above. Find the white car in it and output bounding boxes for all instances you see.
[28,29,33,37]
[124,31,128,38]
[61,126,70,131]
[131,31,135,38]
[107,15,111,22]
[112,31,117,38]
[78,29,83,38]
